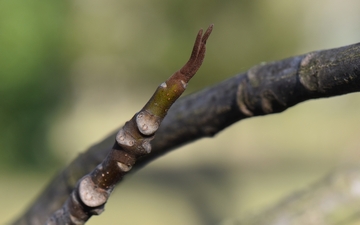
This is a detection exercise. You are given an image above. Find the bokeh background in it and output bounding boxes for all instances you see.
[2,0,360,224]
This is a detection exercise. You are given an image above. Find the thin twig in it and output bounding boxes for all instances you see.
[45,25,213,225]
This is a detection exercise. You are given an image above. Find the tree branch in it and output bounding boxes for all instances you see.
[12,41,360,224]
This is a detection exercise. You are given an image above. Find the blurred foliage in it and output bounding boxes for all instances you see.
[0,0,71,169]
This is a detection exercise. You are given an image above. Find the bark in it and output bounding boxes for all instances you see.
[12,42,360,224]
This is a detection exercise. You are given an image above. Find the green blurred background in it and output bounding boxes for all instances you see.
[1,0,360,224]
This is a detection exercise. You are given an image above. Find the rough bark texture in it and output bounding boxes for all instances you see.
[12,42,360,224]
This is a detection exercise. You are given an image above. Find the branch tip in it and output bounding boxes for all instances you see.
[202,24,214,44]
[180,24,214,77]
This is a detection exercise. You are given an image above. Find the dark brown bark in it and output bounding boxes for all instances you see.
[12,42,360,225]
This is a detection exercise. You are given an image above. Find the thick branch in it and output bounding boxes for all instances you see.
[12,41,360,224]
